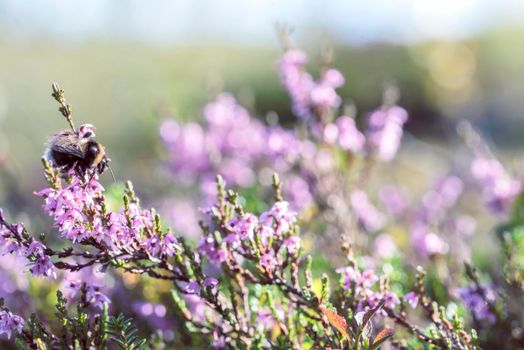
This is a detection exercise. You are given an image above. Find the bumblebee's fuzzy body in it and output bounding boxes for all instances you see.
[45,129,109,175]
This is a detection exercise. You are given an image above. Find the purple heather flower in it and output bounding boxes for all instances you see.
[280,50,345,118]
[198,236,228,264]
[66,280,110,309]
[321,68,345,88]
[213,330,226,349]
[67,279,83,300]
[142,232,181,259]
[367,105,408,161]
[30,255,57,279]
[383,291,401,308]
[183,280,201,295]
[260,201,297,236]
[422,176,463,220]
[411,224,449,257]
[259,252,278,271]
[228,214,258,240]
[471,155,521,217]
[160,121,209,180]
[373,233,398,259]
[379,185,407,217]
[335,116,365,153]
[77,124,96,138]
[283,175,313,211]
[279,49,314,119]
[336,266,358,288]
[5,240,25,256]
[0,224,26,257]
[459,284,496,324]
[454,215,476,236]
[359,269,379,288]
[184,295,208,322]
[310,83,341,111]
[257,225,275,248]
[403,291,419,308]
[163,200,201,236]
[284,236,301,255]
[25,241,45,257]
[35,175,179,260]
[350,190,385,232]
[0,310,24,339]
[161,232,181,256]
[87,286,111,309]
[365,291,384,309]
[204,277,219,289]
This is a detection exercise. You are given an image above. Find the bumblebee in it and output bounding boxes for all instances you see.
[44,124,111,176]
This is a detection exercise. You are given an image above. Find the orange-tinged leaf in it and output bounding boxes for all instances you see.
[371,327,394,349]
[319,305,350,340]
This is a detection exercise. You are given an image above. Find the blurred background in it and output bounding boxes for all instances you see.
[0,0,523,222]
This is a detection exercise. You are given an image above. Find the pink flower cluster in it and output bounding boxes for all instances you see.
[410,176,465,257]
[471,154,521,217]
[0,210,57,278]
[459,284,496,324]
[336,265,400,312]
[0,310,24,339]
[199,201,300,272]
[323,116,366,153]
[350,190,385,232]
[366,106,409,161]
[67,279,111,309]
[34,176,180,258]
[160,93,315,214]
[279,49,344,119]
[161,94,302,189]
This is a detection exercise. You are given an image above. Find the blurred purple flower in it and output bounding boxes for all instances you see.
[384,291,401,308]
[373,233,398,258]
[204,277,219,289]
[335,116,365,153]
[403,291,419,308]
[411,224,449,257]
[30,255,57,279]
[0,310,24,339]
[367,105,408,161]
[283,174,313,211]
[279,49,314,119]
[471,155,521,217]
[459,284,496,324]
[280,50,345,118]
[350,190,385,232]
[183,280,201,295]
[379,185,407,217]
[213,330,226,349]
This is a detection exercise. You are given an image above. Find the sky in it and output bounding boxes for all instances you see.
[1,0,523,45]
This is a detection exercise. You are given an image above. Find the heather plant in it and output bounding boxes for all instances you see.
[0,30,524,350]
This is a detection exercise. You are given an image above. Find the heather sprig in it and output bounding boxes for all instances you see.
[1,33,524,349]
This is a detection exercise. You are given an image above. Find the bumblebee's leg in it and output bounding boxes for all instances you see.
[97,157,109,174]
[58,163,75,178]
[88,168,97,182]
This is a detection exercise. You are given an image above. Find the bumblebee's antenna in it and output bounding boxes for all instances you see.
[108,164,116,183]
[51,83,76,132]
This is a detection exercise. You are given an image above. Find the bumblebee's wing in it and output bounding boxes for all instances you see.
[49,132,86,159]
